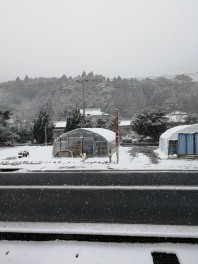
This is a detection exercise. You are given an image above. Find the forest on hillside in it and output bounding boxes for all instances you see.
[0,72,197,121]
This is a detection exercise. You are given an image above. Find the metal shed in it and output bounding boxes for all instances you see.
[52,128,115,157]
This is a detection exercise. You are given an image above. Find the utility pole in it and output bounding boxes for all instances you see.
[77,77,88,120]
[45,126,47,146]
[115,109,119,163]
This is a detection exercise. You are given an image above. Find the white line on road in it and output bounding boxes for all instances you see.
[0,185,198,190]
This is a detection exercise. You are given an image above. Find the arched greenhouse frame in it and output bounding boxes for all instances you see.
[52,128,115,157]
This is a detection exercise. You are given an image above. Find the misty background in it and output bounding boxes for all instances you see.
[0,0,198,82]
[0,0,198,122]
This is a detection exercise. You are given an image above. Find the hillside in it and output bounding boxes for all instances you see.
[0,73,197,121]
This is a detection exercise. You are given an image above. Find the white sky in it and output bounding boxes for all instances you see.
[0,0,198,82]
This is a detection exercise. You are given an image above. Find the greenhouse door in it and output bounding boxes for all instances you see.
[82,138,94,156]
[68,137,94,156]
[96,141,108,156]
[68,138,82,156]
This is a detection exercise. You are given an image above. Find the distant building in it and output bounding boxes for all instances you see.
[80,108,109,123]
[119,120,132,138]
[6,118,30,131]
[53,121,66,140]
[165,111,187,124]
[6,118,15,128]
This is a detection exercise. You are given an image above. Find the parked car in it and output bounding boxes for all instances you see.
[18,150,29,158]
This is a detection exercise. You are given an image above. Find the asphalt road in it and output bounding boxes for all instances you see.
[0,171,198,225]
[1,171,198,186]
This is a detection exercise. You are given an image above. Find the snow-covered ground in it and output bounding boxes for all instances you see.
[1,145,198,171]
[0,240,198,264]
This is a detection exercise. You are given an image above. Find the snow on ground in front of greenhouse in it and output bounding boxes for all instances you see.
[0,145,198,171]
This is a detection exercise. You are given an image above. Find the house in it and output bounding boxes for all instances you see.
[6,118,29,131]
[53,121,67,140]
[165,111,187,125]
[80,108,109,123]
[119,120,132,138]
[52,128,115,157]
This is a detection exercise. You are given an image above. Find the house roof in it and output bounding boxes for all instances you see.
[167,111,187,115]
[119,120,131,126]
[165,111,187,123]
[54,121,66,128]
[80,108,109,116]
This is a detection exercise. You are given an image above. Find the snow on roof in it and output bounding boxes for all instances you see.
[80,108,109,116]
[167,111,187,115]
[119,120,131,126]
[159,124,198,155]
[161,124,198,140]
[54,121,66,128]
[6,118,14,123]
[165,111,187,123]
[160,125,190,140]
[82,128,115,142]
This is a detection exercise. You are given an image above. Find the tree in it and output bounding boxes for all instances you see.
[0,110,17,145]
[15,128,34,143]
[132,108,167,141]
[65,108,83,132]
[83,118,93,128]
[106,117,116,131]
[96,117,106,128]
[33,110,54,144]
[184,114,198,125]
[24,75,29,82]
[174,74,192,83]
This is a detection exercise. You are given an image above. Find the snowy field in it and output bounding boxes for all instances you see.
[1,145,198,171]
[1,240,198,264]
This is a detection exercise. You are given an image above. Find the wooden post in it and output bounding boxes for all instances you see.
[45,126,47,146]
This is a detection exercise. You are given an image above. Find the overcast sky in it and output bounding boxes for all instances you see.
[0,0,198,82]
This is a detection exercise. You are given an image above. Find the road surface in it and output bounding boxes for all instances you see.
[0,171,197,225]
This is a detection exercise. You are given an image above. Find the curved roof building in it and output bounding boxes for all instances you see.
[53,128,115,157]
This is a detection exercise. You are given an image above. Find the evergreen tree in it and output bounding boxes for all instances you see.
[15,76,21,82]
[184,114,198,124]
[82,71,87,78]
[132,108,167,141]
[0,110,17,145]
[96,117,106,128]
[24,75,29,82]
[83,117,93,128]
[106,117,116,131]
[33,110,54,144]
[87,71,94,79]
[65,108,83,132]
[15,127,33,143]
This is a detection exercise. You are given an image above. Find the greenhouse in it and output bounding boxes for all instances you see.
[52,128,115,157]
[159,124,198,156]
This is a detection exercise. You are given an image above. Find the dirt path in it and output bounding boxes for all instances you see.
[129,145,160,164]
